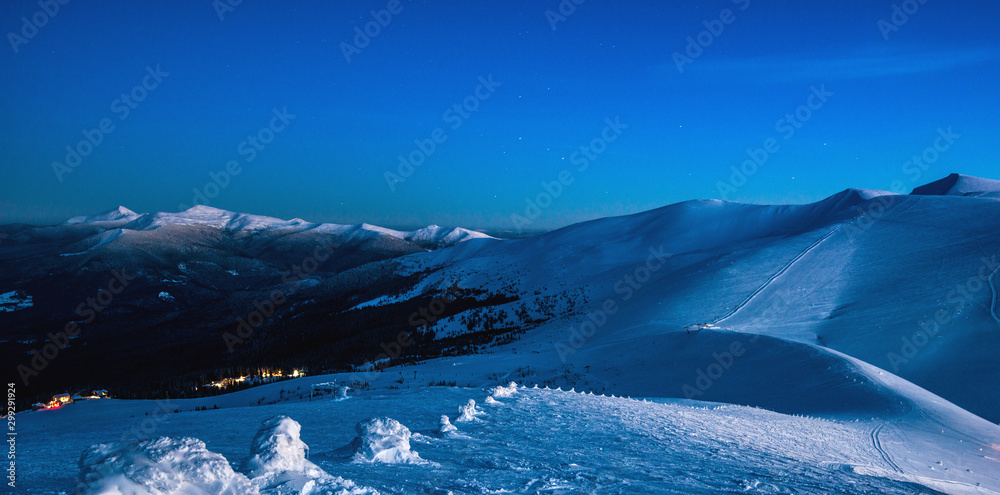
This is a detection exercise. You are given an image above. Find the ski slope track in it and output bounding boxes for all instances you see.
[870,423,904,474]
[712,225,843,325]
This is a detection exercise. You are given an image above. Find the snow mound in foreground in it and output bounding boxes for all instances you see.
[78,420,378,495]
[439,415,457,434]
[352,418,427,465]
[489,382,519,398]
[77,437,258,495]
[456,399,485,422]
[244,416,313,478]
[245,416,378,494]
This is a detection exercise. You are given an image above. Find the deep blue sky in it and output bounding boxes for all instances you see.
[1,1,998,231]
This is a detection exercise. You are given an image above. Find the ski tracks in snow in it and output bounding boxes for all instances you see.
[870,423,904,474]
[713,227,842,325]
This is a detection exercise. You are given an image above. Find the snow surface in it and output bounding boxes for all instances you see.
[18,386,999,494]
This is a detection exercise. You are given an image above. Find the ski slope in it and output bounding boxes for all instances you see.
[711,225,844,325]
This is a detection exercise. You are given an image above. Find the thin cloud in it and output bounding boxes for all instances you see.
[669,46,1000,83]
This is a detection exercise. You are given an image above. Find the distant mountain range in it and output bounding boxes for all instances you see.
[3,174,1000,426]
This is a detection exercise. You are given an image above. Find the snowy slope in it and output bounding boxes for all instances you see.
[372,180,1000,422]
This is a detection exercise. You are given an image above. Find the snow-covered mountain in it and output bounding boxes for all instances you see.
[373,176,1000,423]
[64,205,142,226]
[54,204,495,249]
[6,174,1000,494]
[911,172,1000,197]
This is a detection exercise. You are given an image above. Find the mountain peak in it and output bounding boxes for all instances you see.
[65,206,141,225]
[911,174,1000,197]
[180,205,233,216]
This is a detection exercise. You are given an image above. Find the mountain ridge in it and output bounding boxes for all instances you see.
[4,173,1000,427]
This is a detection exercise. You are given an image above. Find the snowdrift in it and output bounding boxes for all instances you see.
[351,417,427,465]
[77,437,258,495]
[77,417,378,495]
[456,399,486,422]
[489,382,519,399]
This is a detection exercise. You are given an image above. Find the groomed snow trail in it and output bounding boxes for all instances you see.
[713,227,842,325]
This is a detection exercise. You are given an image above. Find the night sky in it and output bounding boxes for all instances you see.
[1,1,998,231]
